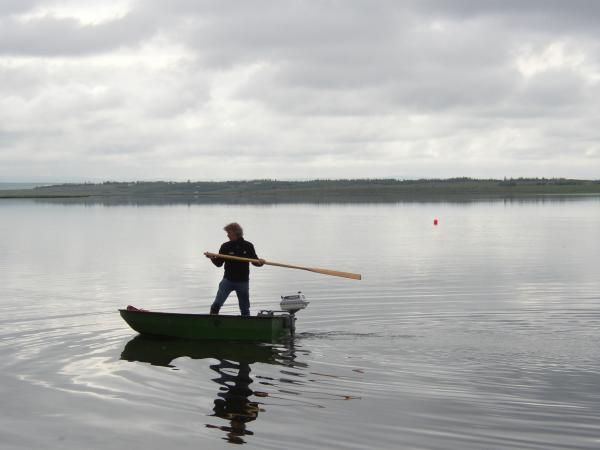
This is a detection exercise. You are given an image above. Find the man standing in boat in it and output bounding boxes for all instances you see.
[205,223,264,316]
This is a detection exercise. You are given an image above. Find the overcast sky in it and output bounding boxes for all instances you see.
[1,0,599,181]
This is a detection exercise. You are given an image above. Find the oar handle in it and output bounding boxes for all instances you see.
[204,252,262,264]
[204,252,362,280]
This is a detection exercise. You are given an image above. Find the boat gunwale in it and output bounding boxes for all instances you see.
[118,309,289,321]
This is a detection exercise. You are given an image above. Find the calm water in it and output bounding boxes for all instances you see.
[1,198,600,449]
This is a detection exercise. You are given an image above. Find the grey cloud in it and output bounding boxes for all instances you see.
[413,0,600,31]
[0,12,157,56]
[155,5,521,115]
[0,0,40,15]
[1,0,600,181]
[0,62,47,97]
[517,70,590,109]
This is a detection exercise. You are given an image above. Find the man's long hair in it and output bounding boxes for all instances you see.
[224,222,244,238]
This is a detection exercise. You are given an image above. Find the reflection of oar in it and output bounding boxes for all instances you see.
[204,252,362,280]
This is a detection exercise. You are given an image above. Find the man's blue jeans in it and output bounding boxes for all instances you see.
[210,278,250,316]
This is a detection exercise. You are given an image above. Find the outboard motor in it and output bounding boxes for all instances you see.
[279,292,309,336]
[257,292,309,337]
[280,292,309,314]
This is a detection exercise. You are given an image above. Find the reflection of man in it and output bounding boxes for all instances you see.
[208,360,259,444]
[204,222,264,316]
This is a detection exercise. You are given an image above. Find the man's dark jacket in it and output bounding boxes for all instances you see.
[211,238,260,282]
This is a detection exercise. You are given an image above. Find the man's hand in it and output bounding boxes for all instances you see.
[204,252,217,259]
[256,258,266,267]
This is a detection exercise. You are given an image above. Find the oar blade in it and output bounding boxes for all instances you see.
[307,268,362,280]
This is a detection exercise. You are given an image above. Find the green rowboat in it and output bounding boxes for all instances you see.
[119,308,294,341]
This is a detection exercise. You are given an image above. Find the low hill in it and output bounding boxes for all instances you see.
[1,178,599,202]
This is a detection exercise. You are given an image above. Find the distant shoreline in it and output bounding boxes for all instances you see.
[1,178,599,202]
[0,182,53,191]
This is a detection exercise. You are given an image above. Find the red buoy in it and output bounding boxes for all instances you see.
[433,218,439,225]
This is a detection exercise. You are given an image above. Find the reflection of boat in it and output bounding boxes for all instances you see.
[120,334,306,445]
[120,334,284,367]
[119,308,293,341]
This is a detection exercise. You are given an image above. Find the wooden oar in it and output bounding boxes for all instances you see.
[204,252,362,280]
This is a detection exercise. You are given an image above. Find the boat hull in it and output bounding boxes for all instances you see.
[119,309,293,341]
